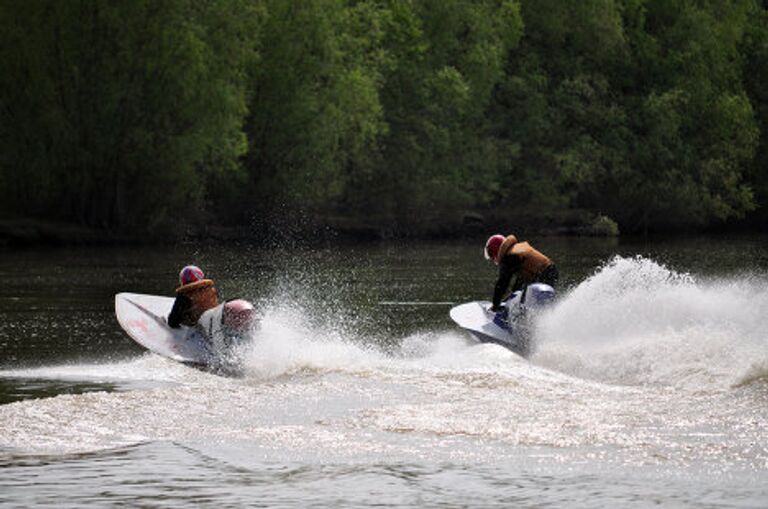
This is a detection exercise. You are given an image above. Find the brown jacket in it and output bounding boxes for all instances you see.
[496,236,552,283]
[168,279,219,328]
[492,236,554,308]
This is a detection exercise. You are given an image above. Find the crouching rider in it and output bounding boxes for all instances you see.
[484,234,558,312]
[168,265,219,328]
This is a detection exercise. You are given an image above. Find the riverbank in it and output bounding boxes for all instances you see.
[0,219,138,247]
[0,212,619,248]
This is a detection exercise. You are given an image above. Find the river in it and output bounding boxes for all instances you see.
[1,235,767,507]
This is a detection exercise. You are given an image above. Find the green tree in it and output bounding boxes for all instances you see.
[367,0,523,230]
[742,0,768,226]
[242,0,387,220]
[0,0,257,229]
[614,0,758,230]
[491,0,629,212]
[491,0,759,232]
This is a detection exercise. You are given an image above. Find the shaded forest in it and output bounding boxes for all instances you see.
[1,0,767,237]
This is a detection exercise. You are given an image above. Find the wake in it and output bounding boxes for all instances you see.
[6,256,767,393]
[531,256,768,389]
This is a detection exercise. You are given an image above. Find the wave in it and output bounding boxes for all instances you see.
[237,303,532,381]
[733,360,768,388]
[531,256,768,389]
[7,256,767,395]
[0,354,220,394]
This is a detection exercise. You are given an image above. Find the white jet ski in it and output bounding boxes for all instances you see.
[115,292,256,375]
[449,283,555,357]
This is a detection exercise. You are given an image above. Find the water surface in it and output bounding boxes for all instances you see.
[1,236,767,507]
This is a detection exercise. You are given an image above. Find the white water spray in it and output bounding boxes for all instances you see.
[532,256,768,389]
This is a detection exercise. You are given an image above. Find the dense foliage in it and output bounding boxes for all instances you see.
[1,0,766,234]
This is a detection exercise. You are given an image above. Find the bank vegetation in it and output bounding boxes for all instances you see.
[1,0,767,240]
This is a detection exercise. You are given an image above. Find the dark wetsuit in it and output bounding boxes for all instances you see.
[168,294,194,328]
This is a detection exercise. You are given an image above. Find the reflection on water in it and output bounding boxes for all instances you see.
[1,236,767,506]
[2,441,767,508]
[0,378,119,404]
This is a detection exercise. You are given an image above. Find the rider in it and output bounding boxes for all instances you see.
[484,234,558,312]
[168,265,219,328]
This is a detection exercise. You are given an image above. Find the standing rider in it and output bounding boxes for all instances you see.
[484,234,558,312]
[168,265,219,328]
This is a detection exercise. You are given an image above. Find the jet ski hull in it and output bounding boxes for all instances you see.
[449,283,555,358]
[115,292,252,375]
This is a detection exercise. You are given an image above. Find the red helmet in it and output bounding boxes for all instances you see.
[484,234,505,261]
[179,265,205,285]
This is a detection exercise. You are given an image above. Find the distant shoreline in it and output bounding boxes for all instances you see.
[9,212,757,248]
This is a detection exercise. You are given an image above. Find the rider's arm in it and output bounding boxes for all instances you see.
[492,258,519,310]
[167,294,191,328]
[510,275,524,293]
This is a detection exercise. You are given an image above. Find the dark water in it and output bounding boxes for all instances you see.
[1,236,768,507]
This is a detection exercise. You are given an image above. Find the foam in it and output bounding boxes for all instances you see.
[0,355,201,384]
[6,256,767,395]
[531,256,768,389]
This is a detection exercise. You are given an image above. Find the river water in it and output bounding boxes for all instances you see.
[1,236,767,507]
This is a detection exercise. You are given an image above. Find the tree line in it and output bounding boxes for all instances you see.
[1,0,766,235]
